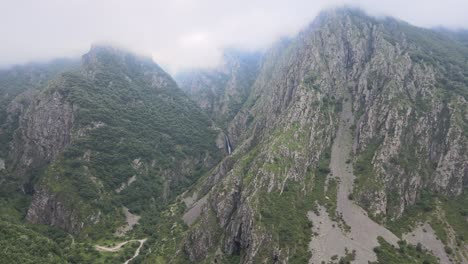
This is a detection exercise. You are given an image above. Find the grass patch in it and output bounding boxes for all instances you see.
[372,237,439,264]
[258,182,314,264]
[386,189,468,250]
[353,138,384,212]
[440,192,468,246]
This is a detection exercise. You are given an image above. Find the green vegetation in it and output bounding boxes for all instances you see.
[258,182,314,264]
[0,206,148,264]
[66,240,142,264]
[303,72,320,91]
[386,190,467,263]
[0,171,31,222]
[237,146,260,185]
[325,178,338,218]
[320,96,343,113]
[0,220,66,263]
[381,16,468,100]
[352,139,384,212]
[133,202,189,263]
[0,48,222,261]
[339,248,356,263]
[255,144,338,263]
[309,148,331,209]
[0,59,79,158]
[311,148,350,231]
[386,190,438,238]
[2,10,468,264]
[440,192,468,247]
[372,237,438,264]
[270,122,308,152]
[29,48,221,240]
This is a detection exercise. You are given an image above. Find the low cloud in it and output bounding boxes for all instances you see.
[1,0,468,72]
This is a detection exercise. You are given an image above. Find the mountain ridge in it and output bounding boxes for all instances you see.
[2,45,223,239]
[173,8,467,263]
[0,7,466,264]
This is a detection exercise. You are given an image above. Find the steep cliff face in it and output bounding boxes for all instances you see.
[26,186,82,233]
[176,50,262,129]
[9,79,75,187]
[338,16,468,219]
[0,59,78,170]
[166,9,467,263]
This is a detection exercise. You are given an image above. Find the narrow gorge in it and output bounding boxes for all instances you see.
[0,6,466,264]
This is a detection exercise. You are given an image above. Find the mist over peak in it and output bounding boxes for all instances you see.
[1,0,468,73]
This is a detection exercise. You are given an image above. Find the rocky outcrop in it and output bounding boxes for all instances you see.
[26,187,82,234]
[8,79,79,231]
[0,59,78,170]
[9,79,74,186]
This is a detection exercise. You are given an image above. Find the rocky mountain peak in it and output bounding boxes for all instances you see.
[82,45,125,66]
[82,45,153,72]
[80,45,177,91]
[176,6,467,263]
[83,44,148,63]
[0,6,467,264]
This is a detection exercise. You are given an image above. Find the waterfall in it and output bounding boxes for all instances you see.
[225,134,233,155]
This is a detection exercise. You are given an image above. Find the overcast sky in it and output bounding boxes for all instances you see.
[1,0,468,72]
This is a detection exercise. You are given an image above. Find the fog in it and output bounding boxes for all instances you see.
[2,0,468,72]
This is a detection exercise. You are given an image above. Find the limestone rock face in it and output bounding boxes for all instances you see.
[9,79,81,233]
[179,8,467,263]
[26,187,82,234]
[9,80,74,184]
[0,59,78,173]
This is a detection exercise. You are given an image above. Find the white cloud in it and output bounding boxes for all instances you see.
[1,0,468,72]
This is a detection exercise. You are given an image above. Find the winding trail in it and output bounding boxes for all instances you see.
[308,96,399,263]
[95,238,147,264]
[123,239,147,264]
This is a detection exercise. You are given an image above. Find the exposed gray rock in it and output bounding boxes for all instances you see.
[114,207,141,237]
[9,80,74,183]
[182,194,208,226]
[26,187,83,234]
[179,8,467,263]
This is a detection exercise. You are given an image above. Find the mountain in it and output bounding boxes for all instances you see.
[151,8,467,264]
[0,45,223,262]
[22,45,223,233]
[0,7,467,264]
[0,59,79,162]
[176,50,262,130]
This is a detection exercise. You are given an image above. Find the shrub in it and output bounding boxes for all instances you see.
[444,246,453,255]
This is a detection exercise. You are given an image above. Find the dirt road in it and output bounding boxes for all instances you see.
[95,238,147,264]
